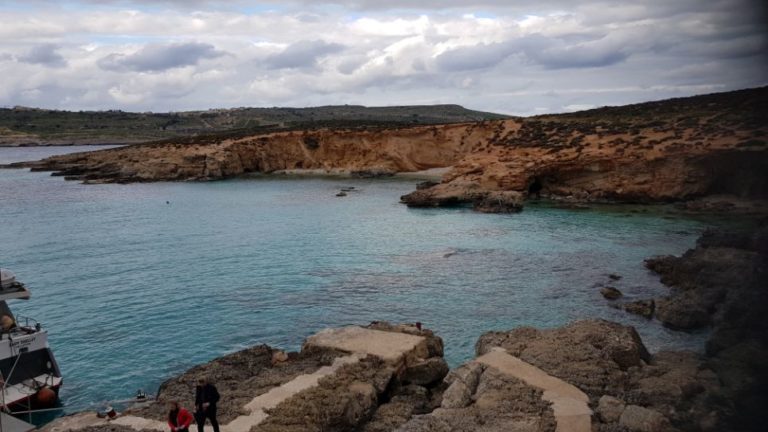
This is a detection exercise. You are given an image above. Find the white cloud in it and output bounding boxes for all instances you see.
[0,0,765,113]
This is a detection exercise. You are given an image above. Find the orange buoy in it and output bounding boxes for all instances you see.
[35,386,57,407]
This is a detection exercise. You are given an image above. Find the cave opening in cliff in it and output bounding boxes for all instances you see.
[528,177,543,198]
[702,152,768,198]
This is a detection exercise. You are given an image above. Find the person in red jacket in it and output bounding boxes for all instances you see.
[167,401,194,432]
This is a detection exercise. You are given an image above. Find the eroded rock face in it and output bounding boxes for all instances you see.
[396,366,557,432]
[254,356,388,432]
[476,319,650,396]
[402,358,450,386]
[472,191,524,213]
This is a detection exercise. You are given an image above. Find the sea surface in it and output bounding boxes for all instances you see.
[1,146,724,415]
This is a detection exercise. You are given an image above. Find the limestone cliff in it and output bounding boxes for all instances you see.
[8,123,481,183]
[5,87,767,211]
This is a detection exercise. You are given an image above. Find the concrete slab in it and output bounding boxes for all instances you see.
[477,348,589,403]
[476,348,592,432]
[303,326,426,363]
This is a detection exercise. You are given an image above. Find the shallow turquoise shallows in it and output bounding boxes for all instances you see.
[1,146,721,415]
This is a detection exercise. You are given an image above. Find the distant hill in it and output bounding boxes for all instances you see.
[0,104,509,146]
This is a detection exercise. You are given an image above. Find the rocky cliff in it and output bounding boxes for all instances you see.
[5,87,767,211]
[7,122,481,183]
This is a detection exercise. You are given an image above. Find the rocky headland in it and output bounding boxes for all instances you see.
[4,87,766,214]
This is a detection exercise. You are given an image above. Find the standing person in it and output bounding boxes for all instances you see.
[194,377,220,432]
[167,401,193,432]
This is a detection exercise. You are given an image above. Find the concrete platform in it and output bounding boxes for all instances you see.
[303,326,427,363]
[476,347,592,432]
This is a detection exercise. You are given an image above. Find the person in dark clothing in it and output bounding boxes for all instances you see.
[194,377,220,432]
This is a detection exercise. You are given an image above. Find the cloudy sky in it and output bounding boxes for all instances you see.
[0,0,766,115]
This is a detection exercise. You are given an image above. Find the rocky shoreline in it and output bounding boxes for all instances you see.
[2,88,766,214]
[40,228,768,432]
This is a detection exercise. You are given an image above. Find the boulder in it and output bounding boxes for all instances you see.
[600,286,623,300]
[402,357,450,386]
[440,363,484,409]
[271,350,288,364]
[654,295,711,329]
[597,395,626,423]
[619,405,672,432]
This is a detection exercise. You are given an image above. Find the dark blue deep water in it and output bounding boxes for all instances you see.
[1,146,719,414]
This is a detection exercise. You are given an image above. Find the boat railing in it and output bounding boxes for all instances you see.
[13,315,42,332]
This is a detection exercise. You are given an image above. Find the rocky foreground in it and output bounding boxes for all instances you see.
[4,88,767,213]
[42,229,767,432]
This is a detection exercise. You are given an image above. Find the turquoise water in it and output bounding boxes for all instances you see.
[1,146,716,414]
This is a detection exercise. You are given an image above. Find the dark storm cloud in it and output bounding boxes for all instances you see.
[264,40,345,70]
[98,42,225,72]
[18,44,67,68]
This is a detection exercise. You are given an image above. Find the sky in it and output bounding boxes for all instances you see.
[0,0,766,115]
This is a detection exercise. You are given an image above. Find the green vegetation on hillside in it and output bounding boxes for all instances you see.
[0,104,508,146]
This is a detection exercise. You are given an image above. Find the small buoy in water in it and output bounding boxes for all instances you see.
[35,386,57,407]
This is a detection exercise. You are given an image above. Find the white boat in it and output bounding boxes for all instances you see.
[0,269,63,414]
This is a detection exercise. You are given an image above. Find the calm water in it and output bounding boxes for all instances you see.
[1,146,719,414]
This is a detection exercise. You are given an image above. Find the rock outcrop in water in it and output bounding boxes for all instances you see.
[641,228,768,430]
[4,87,767,212]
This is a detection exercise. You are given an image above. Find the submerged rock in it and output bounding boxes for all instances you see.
[622,299,655,319]
[600,286,623,300]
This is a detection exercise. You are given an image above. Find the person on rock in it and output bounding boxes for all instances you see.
[167,401,193,432]
[194,377,220,432]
